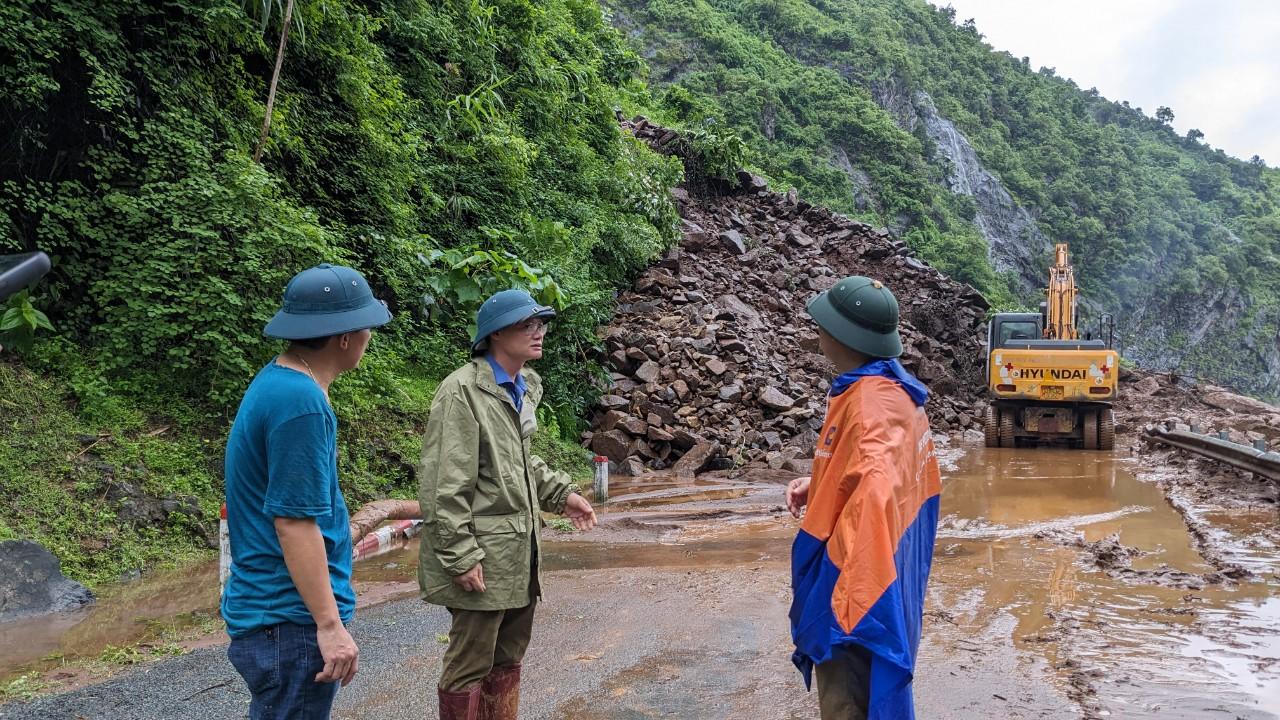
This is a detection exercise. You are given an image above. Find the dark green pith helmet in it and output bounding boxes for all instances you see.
[806,276,903,358]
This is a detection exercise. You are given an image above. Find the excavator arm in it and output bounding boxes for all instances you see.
[1044,243,1078,340]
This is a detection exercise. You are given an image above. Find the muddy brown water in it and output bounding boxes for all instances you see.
[935,447,1279,719]
[3,446,1277,718]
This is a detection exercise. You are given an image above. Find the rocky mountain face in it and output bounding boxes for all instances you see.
[1124,286,1280,400]
[870,81,1051,291]
[586,117,990,475]
[605,0,1280,403]
[868,83,1280,400]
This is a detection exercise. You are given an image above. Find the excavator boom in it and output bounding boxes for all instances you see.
[1044,243,1078,340]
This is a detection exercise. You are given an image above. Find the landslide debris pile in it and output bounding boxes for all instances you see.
[583,116,990,476]
[1118,370,1280,446]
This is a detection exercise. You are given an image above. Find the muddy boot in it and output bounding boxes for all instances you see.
[438,684,482,720]
[479,663,521,720]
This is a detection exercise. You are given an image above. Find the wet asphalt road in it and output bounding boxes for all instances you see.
[0,563,1072,720]
[0,567,806,720]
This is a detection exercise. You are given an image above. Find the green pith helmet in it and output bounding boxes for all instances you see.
[806,276,903,358]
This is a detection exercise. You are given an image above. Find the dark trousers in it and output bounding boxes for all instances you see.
[228,622,340,720]
[816,644,873,720]
[438,599,537,691]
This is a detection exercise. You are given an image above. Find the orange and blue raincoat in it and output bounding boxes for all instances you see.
[790,359,941,720]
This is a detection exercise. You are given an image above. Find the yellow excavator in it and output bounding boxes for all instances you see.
[983,244,1119,450]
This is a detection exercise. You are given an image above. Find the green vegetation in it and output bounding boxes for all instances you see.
[608,0,1280,394]
[546,518,576,532]
[0,290,54,354]
[0,0,683,584]
[0,672,47,702]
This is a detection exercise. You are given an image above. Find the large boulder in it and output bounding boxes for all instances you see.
[0,540,94,622]
[1202,390,1278,418]
[758,387,796,411]
[672,442,720,478]
[591,430,633,463]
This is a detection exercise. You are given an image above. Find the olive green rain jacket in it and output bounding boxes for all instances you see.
[418,358,578,611]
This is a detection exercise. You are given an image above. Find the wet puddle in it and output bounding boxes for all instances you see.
[934,447,1280,718]
[0,475,787,685]
[0,560,223,683]
[0,546,423,683]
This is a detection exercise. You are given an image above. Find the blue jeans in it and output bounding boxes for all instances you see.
[228,622,340,719]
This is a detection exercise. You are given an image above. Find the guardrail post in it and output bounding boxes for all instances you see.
[1190,423,1201,434]
[1257,439,1268,452]
[1218,430,1230,441]
[219,503,231,593]
[593,455,609,503]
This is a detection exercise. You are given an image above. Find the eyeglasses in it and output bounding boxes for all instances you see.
[514,318,549,336]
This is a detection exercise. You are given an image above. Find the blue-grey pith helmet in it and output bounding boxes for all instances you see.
[264,264,392,339]
[471,288,556,352]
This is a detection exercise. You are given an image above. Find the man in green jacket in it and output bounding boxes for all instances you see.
[420,288,597,720]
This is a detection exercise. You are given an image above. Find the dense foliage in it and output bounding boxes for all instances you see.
[609,0,1280,395]
[0,0,681,582]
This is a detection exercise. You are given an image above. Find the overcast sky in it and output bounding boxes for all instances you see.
[931,0,1280,166]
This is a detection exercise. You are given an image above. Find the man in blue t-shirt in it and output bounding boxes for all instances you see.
[223,264,391,719]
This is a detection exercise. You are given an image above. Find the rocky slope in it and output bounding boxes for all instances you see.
[588,115,1280,493]
[872,85,1280,400]
[606,0,1280,402]
[585,117,990,475]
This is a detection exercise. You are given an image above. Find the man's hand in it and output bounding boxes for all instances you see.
[452,562,486,592]
[315,622,359,686]
[564,492,597,531]
[785,475,811,519]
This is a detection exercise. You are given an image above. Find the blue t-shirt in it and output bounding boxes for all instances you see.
[220,361,354,637]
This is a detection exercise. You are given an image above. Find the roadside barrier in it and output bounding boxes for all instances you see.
[218,504,423,592]
[593,455,609,502]
[219,503,231,592]
[1145,425,1280,481]
[352,518,423,561]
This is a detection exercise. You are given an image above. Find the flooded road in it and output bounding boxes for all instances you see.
[3,442,1278,719]
[934,447,1279,719]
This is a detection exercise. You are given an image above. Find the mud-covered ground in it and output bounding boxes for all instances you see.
[4,421,1278,720]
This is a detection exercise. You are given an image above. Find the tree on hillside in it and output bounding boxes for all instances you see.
[1250,155,1266,167]
[1186,128,1205,143]
[1155,106,1174,125]
[249,0,298,163]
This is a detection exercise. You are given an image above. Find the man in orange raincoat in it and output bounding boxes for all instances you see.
[786,276,942,720]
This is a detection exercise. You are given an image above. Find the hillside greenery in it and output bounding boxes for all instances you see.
[607,0,1280,393]
[0,0,686,584]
